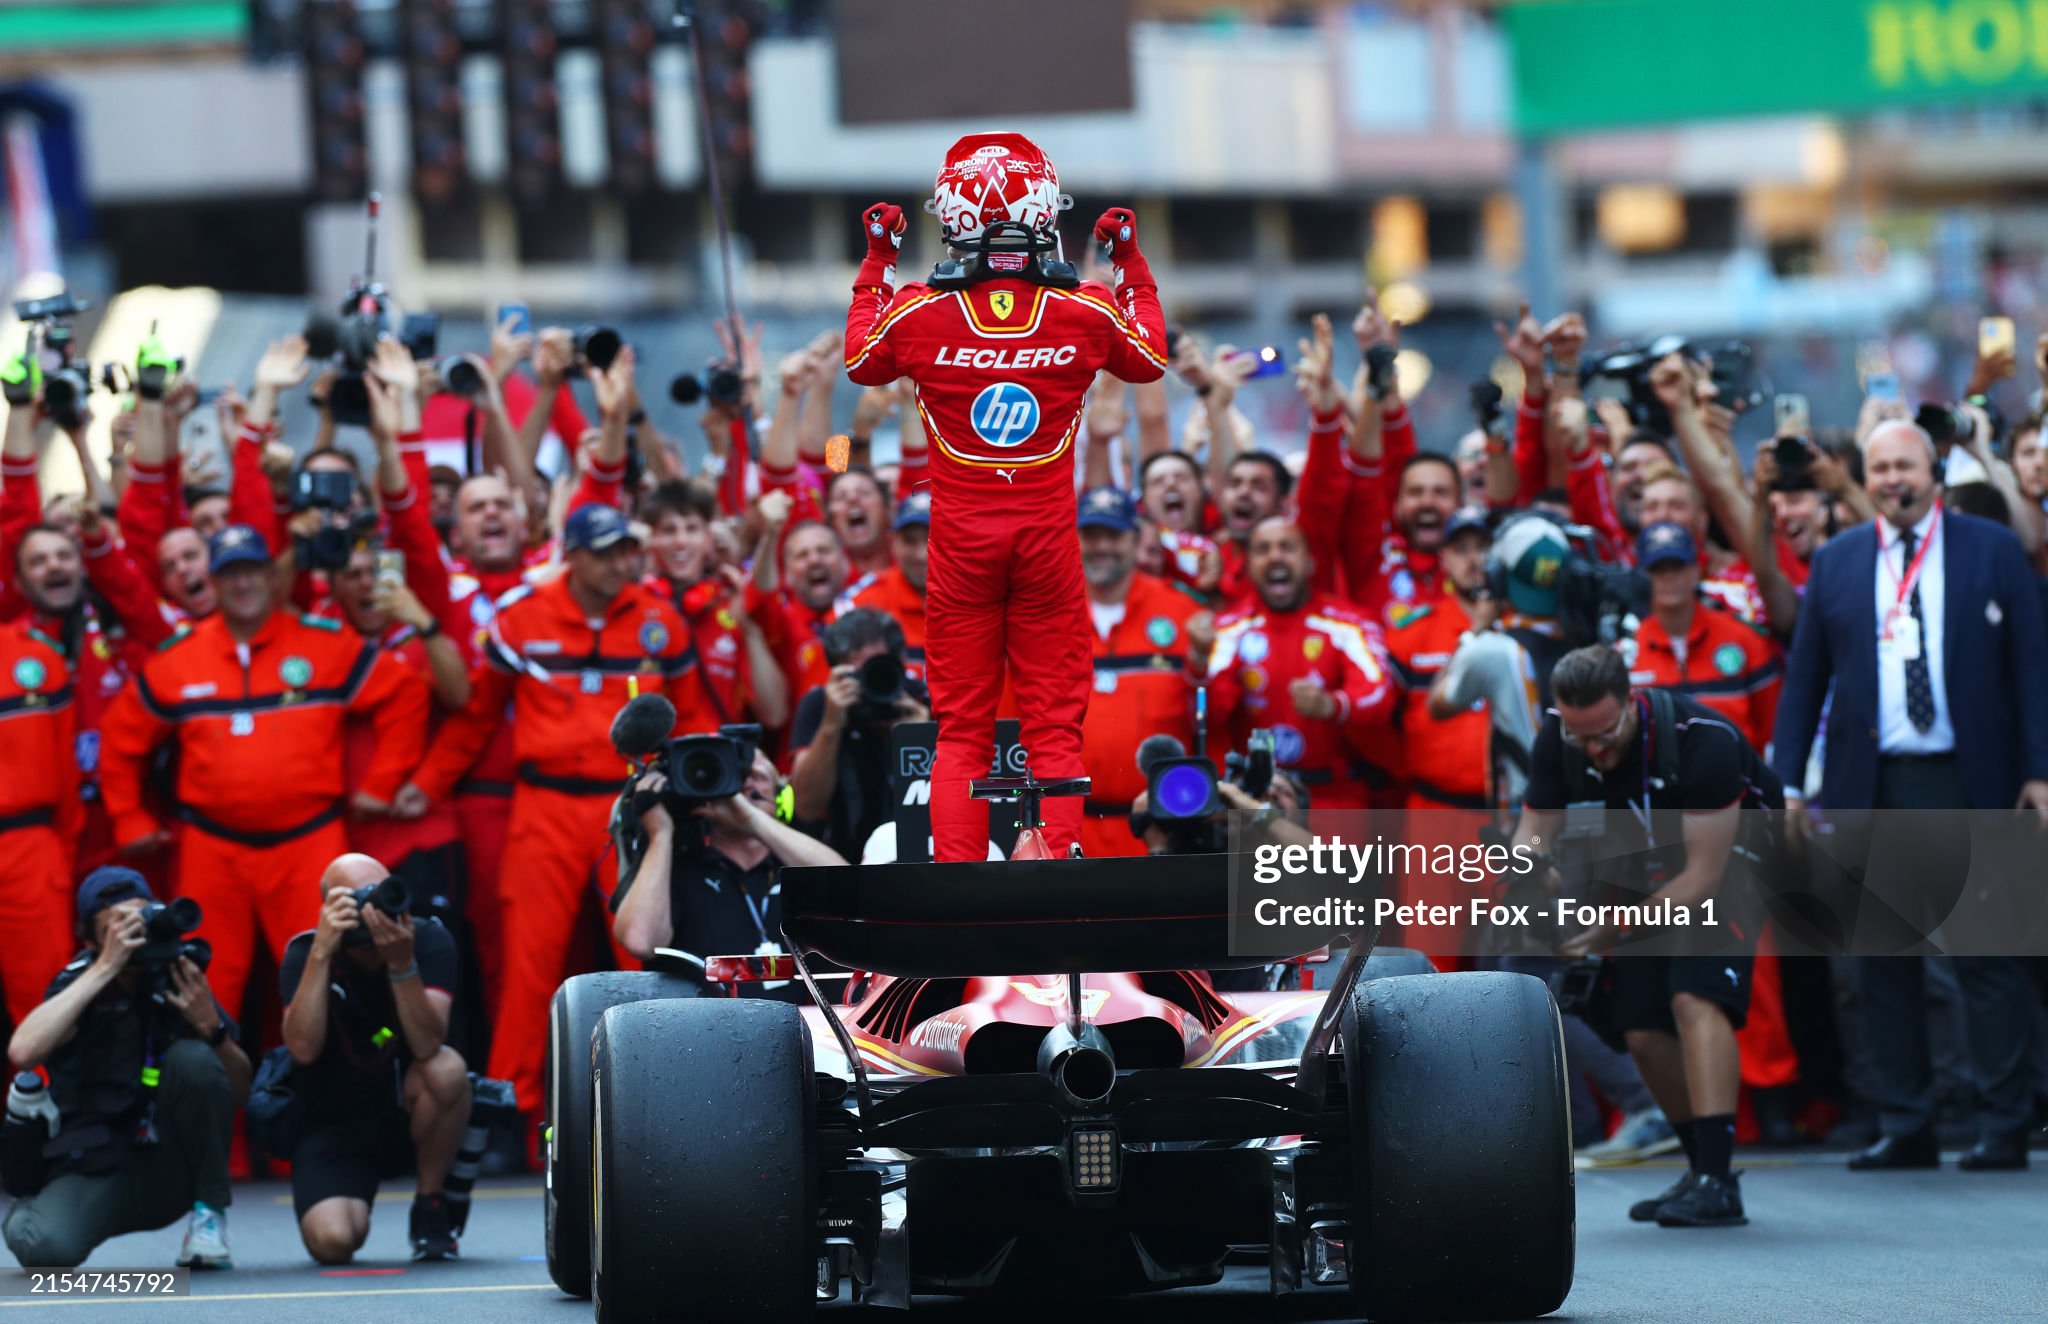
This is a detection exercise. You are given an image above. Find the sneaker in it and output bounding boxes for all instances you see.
[1656,1171,1748,1228]
[177,1203,232,1269]
[1628,1170,1699,1223]
[1580,1109,1681,1165]
[411,1193,459,1261]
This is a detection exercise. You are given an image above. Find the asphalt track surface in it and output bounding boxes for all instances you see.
[6,1151,2043,1322]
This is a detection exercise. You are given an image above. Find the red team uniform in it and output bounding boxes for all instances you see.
[844,133,1167,860]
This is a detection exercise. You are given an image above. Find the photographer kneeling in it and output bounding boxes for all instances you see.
[1513,645,1782,1229]
[279,854,469,1264]
[3,868,249,1270]
[788,610,930,855]
[613,750,848,973]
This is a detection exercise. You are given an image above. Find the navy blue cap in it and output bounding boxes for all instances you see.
[1442,506,1491,545]
[1077,486,1139,532]
[563,503,639,554]
[207,524,272,574]
[894,490,932,530]
[77,866,153,925]
[1637,520,1697,569]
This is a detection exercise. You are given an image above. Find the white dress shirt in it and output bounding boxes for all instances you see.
[1873,505,1953,754]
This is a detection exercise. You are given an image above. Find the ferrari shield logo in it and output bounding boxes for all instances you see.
[990,290,1015,320]
[1303,637,1325,662]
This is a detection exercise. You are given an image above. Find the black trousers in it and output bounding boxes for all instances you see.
[1855,757,2035,1140]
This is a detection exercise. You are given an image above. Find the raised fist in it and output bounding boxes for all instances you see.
[861,202,906,257]
[1094,208,1140,262]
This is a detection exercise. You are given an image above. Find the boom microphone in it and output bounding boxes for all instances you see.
[611,694,677,760]
[1134,734,1189,781]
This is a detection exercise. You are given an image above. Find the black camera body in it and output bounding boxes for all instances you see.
[13,293,98,428]
[343,875,411,949]
[849,653,906,723]
[135,898,213,1000]
[1583,334,1763,437]
[291,469,376,572]
[671,361,745,409]
[575,324,622,373]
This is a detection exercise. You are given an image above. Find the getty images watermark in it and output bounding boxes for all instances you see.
[1242,836,1717,933]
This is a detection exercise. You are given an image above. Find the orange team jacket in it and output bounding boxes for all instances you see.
[841,567,927,677]
[1081,574,1201,813]
[0,624,82,837]
[1383,595,1491,809]
[409,576,713,802]
[1204,594,1396,806]
[100,611,429,843]
[1627,601,1783,754]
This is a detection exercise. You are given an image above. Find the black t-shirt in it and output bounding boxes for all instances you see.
[657,845,783,962]
[277,919,458,1116]
[790,679,927,855]
[42,956,237,1176]
[1524,691,1781,893]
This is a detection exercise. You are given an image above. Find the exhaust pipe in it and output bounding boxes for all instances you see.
[1038,1022,1116,1110]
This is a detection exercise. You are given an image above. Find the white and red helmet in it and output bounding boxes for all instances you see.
[926,132,1071,248]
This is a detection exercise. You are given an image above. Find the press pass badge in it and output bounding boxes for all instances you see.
[1885,613,1921,661]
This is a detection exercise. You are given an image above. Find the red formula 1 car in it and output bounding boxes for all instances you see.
[541,849,1575,1323]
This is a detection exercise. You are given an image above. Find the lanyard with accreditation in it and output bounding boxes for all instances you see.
[1877,507,1938,662]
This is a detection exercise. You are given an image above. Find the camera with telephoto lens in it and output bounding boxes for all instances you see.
[658,724,763,808]
[343,874,411,949]
[1582,334,1764,438]
[670,361,745,409]
[437,355,486,397]
[304,195,401,428]
[134,898,213,1001]
[849,652,906,723]
[1916,396,2003,451]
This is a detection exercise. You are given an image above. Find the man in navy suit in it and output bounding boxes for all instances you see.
[1773,419,2048,1171]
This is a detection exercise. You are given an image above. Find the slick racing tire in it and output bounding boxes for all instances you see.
[1359,945,1435,982]
[591,998,817,1324]
[544,972,700,1297]
[1343,970,1573,1322]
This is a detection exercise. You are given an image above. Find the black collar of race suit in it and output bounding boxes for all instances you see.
[927,220,1079,290]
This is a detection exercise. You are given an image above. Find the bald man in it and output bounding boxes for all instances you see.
[279,854,471,1262]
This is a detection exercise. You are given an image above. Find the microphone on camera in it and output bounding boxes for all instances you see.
[1134,734,1189,781]
[611,694,677,760]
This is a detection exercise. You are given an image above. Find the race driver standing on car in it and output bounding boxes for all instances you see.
[844,133,1167,862]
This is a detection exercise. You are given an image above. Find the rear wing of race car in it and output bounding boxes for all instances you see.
[777,853,1345,978]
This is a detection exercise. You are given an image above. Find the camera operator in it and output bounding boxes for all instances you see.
[1129,767,1312,856]
[278,854,469,1264]
[1513,644,1783,1229]
[787,609,929,855]
[3,868,248,1270]
[612,753,847,968]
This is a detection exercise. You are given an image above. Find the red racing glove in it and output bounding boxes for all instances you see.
[1093,207,1141,262]
[862,202,907,258]
[856,201,908,291]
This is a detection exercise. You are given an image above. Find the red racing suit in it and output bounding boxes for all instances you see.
[1204,594,1397,813]
[845,264,1166,860]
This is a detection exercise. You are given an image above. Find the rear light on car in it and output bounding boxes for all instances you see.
[1069,1125,1120,1191]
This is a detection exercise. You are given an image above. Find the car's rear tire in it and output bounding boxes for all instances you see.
[591,998,816,1324]
[543,972,699,1297]
[1343,970,1573,1321]
[1360,945,1435,981]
